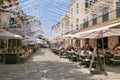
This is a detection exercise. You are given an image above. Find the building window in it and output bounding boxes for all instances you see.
[85,0,94,8]
[102,14,108,22]
[62,22,63,28]
[92,13,97,19]
[97,37,108,49]
[71,24,73,28]
[76,3,79,14]
[102,7,109,15]
[71,8,73,17]
[116,8,120,18]
[76,9,79,14]
[92,18,97,25]
[83,17,89,28]
[92,13,97,25]
[83,21,88,28]
[10,17,16,25]
[71,22,73,31]
[102,7,109,22]
[76,3,79,8]
[116,1,120,18]
[89,0,93,5]
[76,19,79,30]
[76,19,79,23]
[85,0,89,8]
[76,24,79,30]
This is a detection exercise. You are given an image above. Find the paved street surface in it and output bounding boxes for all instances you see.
[0,49,91,80]
[1,48,120,80]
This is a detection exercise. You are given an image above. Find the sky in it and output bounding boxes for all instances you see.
[17,0,70,39]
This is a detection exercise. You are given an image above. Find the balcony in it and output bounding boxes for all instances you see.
[69,8,120,34]
[0,23,22,31]
[84,8,120,28]
[9,24,21,30]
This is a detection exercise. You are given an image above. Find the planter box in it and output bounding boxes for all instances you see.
[4,54,18,64]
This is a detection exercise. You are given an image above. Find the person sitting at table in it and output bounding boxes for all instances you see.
[83,50,89,57]
[2,47,7,54]
[11,47,17,54]
[0,48,2,54]
[18,47,25,56]
[67,46,74,52]
[89,45,94,52]
[98,48,106,55]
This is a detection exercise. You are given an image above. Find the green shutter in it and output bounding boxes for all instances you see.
[92,18,97,25]
[116,1,120,18]
[102,14,108,22]
[116,8,120,18]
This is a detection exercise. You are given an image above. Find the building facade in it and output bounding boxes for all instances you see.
[51,22,61,42]
[51,12,70,47]
[59,12,70,35]
[28,16,43,37]
[70,0,85,32]
[0,0,43,38]
[70,0,120,49]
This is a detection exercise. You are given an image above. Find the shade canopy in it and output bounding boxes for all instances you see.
[0,31,23,39]
[62,34,78,39]
[77,28,120,39]
[74,22,120,39]
[23,37,44,43]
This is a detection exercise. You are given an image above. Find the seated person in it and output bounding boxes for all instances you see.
[97,48,106,55]
[2,47,7,54]
[0,48,2,54]
[18,47,25,56]
[69,46,74,52]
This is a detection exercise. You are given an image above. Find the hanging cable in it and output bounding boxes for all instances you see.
[43,0,67,12]
[53,0,70,8]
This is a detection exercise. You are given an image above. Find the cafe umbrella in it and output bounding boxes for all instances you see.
[73,23,120,75]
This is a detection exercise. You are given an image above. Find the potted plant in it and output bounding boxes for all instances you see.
[114,44,120,54]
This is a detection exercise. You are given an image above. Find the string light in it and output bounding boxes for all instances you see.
[1,0,70,35]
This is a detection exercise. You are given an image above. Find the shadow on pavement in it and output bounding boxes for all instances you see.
[0,61,91,80]
[105,65,120,74]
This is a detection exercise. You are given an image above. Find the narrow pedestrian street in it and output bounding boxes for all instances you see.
[0,48,91,80]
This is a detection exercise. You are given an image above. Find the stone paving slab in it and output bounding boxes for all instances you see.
[0,49,91,80]
[0,48,120,80]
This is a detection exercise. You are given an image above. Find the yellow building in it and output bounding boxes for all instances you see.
[51,12,70,48]
[70,0,120,49]
[59,12,70,35]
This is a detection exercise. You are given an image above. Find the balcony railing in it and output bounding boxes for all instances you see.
[81,9,120,28]
[9,24,21,29]
[67,8,120,34]
[0,23,22,30]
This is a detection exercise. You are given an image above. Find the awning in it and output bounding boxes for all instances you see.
[0,30,23,39]
[74,22,120,39]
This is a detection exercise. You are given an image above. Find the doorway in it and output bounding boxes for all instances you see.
[97,37,108,49]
